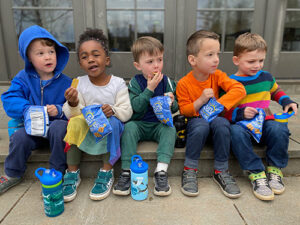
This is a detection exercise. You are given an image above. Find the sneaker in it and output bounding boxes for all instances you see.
[213,171,242,199]
[62,169,81,202]
[89,169,114,201]
[153,171,172,196]
[0,175,22,194]
[249,171,274,201]
[267,166,285,195]
[113,170,131,196]
[181,169,199,197]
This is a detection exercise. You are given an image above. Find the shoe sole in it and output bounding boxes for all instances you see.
[89,178,114,201]
[0,178,22,194]
[272,186,285,195]
[181,187,199,197]
[213,176,242,199]
[112,188,130,196]
[154,186,172,196]
[253,190,274,201]
[64,178,81,202]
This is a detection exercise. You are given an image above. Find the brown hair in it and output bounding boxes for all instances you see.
[131,36,164,62]
[27,38,56,55]
[234,33,267,56]
[186,30,219,57]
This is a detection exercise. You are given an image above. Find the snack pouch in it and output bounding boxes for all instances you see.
[82,105,112,142]
[199,97,224,122]
[24,106,49,137]
[237,108,266,143]
[150,96,173,127]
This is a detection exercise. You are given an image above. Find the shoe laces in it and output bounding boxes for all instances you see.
[155,171,168,187]
[219,172,235,185]
[183,170,197,184]
[269,173,281,182]
[256,178,269,187]
[118,171,130,185]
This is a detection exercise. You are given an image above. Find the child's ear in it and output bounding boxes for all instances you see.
[105,56,111,66]
[133,62,141,71]
[232,56,239,66]
[187,55,196,66]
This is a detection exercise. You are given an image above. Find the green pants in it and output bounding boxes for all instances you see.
[121,121,176,169]
[67,145,110,166]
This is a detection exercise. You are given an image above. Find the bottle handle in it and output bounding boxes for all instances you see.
[131,155,142,164]
[35,167,46,181]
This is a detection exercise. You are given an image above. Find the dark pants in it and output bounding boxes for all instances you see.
[184,117,230,171]
[5,120,68,177]
[230,120,290,173]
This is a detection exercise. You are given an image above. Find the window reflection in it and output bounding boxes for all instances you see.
[137,0,164,9]
[287,0,300,8]
[197,11,222,34]
[107,0,134,9]
[13,0,72,7]
[282,12,300,51]
[197,0,254,8]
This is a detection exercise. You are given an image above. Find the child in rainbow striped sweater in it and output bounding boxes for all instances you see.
[226,33,298,201]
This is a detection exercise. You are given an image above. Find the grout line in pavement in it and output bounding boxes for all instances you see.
[0,180,34,224]
[233,203,248,225]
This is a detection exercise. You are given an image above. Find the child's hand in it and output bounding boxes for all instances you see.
[147,72,163,92]
[199,88,214,104]
[165,92,174,103]
[244,107,258,119]
[47,105,58,117]
[64,87,79,107]
[284,103,298,116]
[101,104,114,118]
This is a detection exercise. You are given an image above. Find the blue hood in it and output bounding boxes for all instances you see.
[18,25,69,77]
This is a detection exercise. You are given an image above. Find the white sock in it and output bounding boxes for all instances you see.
[155,162,168,173]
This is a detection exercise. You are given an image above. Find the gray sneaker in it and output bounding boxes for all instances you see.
[153,171,171,196]
[181,169,199,197]
[0,175,22,194]
[213,171,242,199]
[267,166,285,195]
[249,171,274,201]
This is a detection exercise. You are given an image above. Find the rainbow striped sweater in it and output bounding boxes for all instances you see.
[225,70,297,122]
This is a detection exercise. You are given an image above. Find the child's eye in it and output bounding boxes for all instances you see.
[259,59,264,63]
[49,50,55,54]
[147,60,153,64]
[38,52,44,55]
[81,56,87,60]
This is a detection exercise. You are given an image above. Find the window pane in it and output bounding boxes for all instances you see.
[196,11,222,35]
[225,11,253,51]
[197,0,254,8]
[106,0,134,9]
[13,0,72,7]
[137,0,164,9]
[227,0,254,8]
[137,11,164,43]
[287,0,300,8]
[13,10,75,50]
[107,11,135,51]
[197,0,223,8]
[282,12,300,51]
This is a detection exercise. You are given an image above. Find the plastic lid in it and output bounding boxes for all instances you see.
[35,168,62,185]
[274,111,295,120]
[130,155,148,173]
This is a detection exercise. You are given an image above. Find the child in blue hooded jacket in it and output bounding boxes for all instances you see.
[0,25,71,194]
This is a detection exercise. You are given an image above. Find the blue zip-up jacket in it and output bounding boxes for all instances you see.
[1,25,72,121]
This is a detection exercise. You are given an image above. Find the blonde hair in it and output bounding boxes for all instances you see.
[131,36,164,62]
[234,33,267,56]
[186,30,219,57]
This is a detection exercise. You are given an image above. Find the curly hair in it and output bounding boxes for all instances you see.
[77,28,109,59]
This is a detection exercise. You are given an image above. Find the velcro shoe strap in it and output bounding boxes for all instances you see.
[267,166,283,178]
[249,171,266,181]
[95,177,107,184]
[63,179,76,186]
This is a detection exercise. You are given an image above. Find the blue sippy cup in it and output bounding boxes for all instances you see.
[35,168,64,217]
[130,155,148,201]
[274,111,295,123]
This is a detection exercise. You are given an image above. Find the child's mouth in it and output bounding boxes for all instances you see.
[89,65,98,71]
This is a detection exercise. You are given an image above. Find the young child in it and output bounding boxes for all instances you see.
[0,25,71,194]
[62,29,132,202]
[227,33,298,201]
[176,30,246,198]
[113,36,178,197]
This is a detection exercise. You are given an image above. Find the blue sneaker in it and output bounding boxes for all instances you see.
[90,169,114,201]
[62,169,81,202]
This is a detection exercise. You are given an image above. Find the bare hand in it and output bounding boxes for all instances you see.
[283,103,298,116]
[244,107,258,119]
[102,104,114,118]
[165,92,175,104]
[64,87,79,107]
[199,88,214,105]
[47,105,58,117]
[147,72,163,92]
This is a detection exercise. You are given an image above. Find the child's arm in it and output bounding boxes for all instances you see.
[165,78,179,113]
[111,86,133,122]
[62,87,85,119]
[283,103,298,115]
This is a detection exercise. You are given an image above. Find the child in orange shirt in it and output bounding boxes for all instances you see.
[176,30,246,198]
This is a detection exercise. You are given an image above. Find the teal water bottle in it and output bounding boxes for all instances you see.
[35,168,64,217]
[130,155,148,201]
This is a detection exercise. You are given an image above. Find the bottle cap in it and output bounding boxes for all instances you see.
[35,168,62,186]
[130,155,148,174]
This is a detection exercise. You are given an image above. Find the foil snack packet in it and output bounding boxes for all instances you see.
[24,106,49,137]
[150,96,173,127]
[237,108,266,143]
[199,97,224,122]
[82,105,112,142]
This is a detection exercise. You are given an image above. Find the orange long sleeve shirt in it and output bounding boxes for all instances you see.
[176,70,246,117]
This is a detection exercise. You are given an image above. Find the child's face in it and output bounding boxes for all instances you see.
[188,38,220,76]
[78,40,110,78]
[233,49,266,76]
[133,51,163,79]
[27,39,57,77]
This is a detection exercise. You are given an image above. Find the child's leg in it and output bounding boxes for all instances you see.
[66,145,82,171]
[47,120,68,174]
[102,153,113,171]
[210,117,241,199]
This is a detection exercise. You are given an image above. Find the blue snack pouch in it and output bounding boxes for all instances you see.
[82,105,113,142]
[24,106,49,137]
[150,96,173,127]
[237,108,266,143]
[199,97,224,122]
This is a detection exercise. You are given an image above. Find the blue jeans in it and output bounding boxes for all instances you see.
[184,117,230,171]
[5,120,68,177]
[230,120,290,173]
